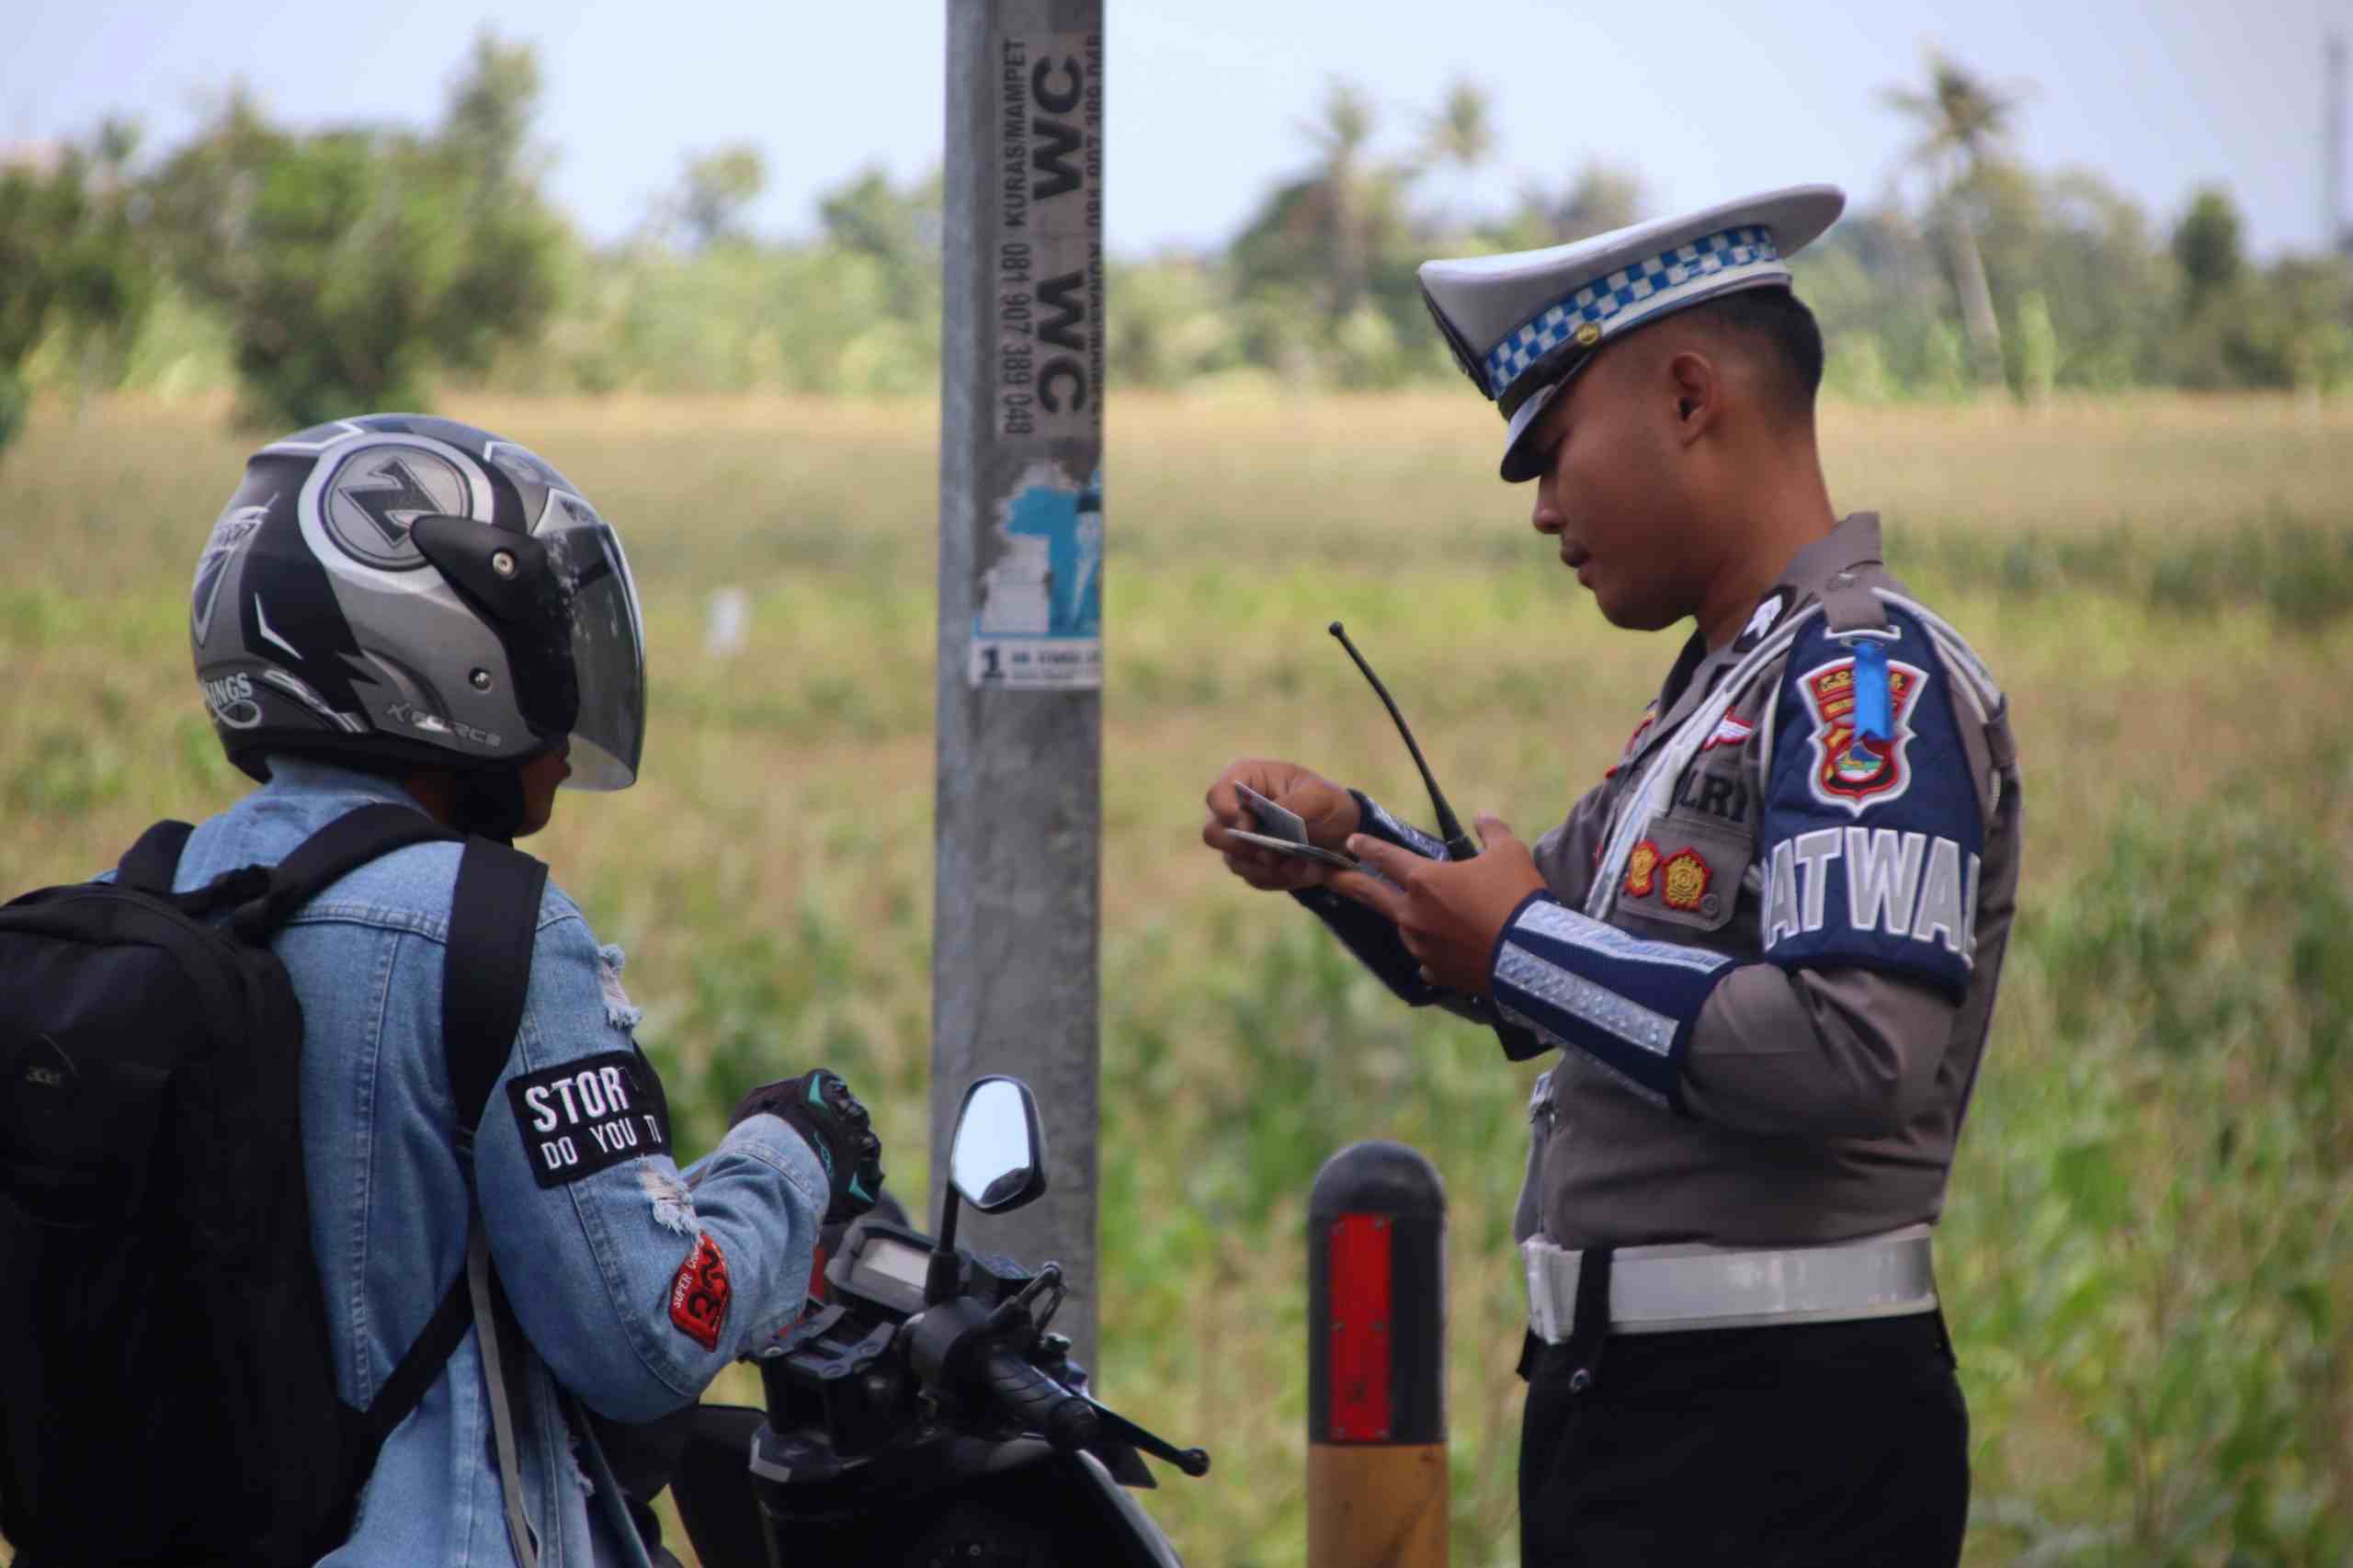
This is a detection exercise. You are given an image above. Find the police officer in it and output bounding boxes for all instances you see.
[1202,187,2022,1567]
[181,414,885,1566]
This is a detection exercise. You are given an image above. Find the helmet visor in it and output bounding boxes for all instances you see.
[539,501,646,790]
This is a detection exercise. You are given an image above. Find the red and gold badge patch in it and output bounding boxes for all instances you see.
[1797,654,1929,815]
[1660,848,1712,912]
[1624,838,1663,897]
[667,1233,732,1352]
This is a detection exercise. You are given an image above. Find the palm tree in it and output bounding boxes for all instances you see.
[1884,51,2025,385]
[1424,80,1495,176]
[1298,81,1381,314]
[1304,80,1376,184]
[1415,80,1496,242]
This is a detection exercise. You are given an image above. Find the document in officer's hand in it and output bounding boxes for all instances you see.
[1229,783,1360,871]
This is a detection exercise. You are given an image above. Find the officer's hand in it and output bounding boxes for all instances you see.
[732,1070,885,1225]
[1329,813,1548,994]
[1201,758,1361,892]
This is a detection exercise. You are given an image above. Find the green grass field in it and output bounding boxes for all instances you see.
[5,391,2350,1565]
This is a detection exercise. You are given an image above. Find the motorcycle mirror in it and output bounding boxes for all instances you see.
[949,1076,1049,1214]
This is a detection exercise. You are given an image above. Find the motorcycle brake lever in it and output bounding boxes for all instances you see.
[1081,1395,1211,1479]
[980,1261,1064,1339]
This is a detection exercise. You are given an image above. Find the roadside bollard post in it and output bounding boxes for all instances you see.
[1308,1141,1448,1567]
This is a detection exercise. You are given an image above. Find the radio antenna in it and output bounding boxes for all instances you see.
[1328,621,1478,860]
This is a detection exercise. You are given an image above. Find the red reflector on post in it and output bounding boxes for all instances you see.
[1327,1213,1393,1441]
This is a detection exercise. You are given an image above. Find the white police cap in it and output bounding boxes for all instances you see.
[1418,185,1846,482]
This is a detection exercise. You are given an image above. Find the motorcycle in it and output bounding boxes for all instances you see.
[668,1075,1210,1568]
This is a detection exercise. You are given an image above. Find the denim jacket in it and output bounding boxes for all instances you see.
[160,758,830,1566]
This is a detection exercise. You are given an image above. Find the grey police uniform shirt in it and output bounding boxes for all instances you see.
[1303,513,2023,1252]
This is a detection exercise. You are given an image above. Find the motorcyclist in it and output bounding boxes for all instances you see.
[177,413,885,1566]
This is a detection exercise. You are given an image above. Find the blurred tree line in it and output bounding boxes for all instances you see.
[1,40,2347,453]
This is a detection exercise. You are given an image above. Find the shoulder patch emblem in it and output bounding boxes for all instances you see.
[1660,847,1713,912]
[1797,655,1930,815]
[1624,838,1663,897]
[667,1233,732,1352]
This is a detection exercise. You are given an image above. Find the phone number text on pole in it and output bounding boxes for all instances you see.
[996,34,1100,441]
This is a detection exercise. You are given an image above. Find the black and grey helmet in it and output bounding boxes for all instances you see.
[189,414,646,790]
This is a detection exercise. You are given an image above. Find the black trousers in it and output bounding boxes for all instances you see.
[1517,1311,1969,1568]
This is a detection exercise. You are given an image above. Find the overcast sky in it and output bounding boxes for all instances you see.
[7,0,2348,258]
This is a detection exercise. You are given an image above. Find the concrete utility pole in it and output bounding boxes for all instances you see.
[934,0,1106,1374]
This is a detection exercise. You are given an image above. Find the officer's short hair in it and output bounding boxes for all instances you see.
[1688,288,1824,415]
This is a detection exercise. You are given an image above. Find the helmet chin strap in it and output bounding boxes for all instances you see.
[450,767,529,846]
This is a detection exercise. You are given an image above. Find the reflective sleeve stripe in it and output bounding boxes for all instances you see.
[1495,945,1677,1059]
[1490,894,1736,1109]
[1511,893,1730,974]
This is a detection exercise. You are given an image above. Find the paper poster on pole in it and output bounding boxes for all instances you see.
[972,462,1103,687]
[972,27,1103,689]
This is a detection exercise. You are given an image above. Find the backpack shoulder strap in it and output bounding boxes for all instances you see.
[441,837,549,1137]
[440,836,551,1568]
[352,835,547,1461]
[232,803,459,941]
[117,820,196,893]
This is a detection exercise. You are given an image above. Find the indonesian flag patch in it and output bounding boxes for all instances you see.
[1699,714,1754,753]
[667,1233,733,1352]
[1796,654,1929,814]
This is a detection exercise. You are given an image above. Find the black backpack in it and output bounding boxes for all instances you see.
[0,802,548,1567]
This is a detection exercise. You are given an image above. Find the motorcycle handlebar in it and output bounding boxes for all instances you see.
[981,1348,1100,1453]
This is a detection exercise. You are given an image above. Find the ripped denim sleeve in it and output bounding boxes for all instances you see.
[595,943,644,1032]
[474,911,829,1420]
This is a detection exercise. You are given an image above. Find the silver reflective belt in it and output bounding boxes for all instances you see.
[1523,1223,1938,1343]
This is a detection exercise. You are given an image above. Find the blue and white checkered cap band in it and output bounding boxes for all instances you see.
[1483,226,1784,399]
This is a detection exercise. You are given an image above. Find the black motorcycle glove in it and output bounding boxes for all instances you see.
[732,1069,885,1224]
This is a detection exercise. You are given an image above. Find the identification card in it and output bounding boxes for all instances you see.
[1233,783,1360,870]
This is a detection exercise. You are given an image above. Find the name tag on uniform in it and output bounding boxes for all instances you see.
[506,1051,673,1187]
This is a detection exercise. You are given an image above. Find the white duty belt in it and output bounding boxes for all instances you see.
[1523,1224,1938,1343]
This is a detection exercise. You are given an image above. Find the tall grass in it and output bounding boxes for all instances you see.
[2,392,2348,1565]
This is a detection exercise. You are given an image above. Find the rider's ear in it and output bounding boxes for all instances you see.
[1666,350,1718,444]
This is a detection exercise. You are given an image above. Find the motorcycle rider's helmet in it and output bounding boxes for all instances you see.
[189,415,646,819]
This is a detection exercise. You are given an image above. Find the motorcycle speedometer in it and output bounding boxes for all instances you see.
[827,1220,939,1317]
